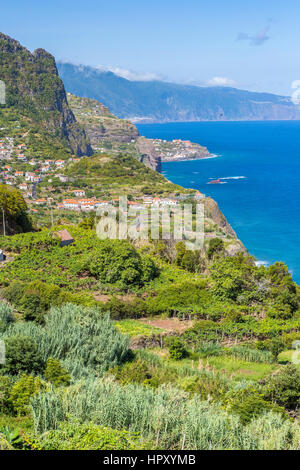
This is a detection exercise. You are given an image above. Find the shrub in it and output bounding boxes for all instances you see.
[175,242,204,273]
[35,421,144,450]
[260,365,300,410]
[1,304,130,380]
[43,358,71,387]
[103,297,149,320]
[166,337,187,360]
[9,374,44,415]
[180,373,229,401]
[3,281,24,305]
[1,335,44,375]
[0,433,13,450]
[224,388,286,424]
[111,359,156,387]
[257,338,285,361]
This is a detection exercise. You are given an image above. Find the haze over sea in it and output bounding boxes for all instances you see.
[138,121,300,284]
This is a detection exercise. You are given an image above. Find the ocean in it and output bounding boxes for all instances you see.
[137,121,300,284]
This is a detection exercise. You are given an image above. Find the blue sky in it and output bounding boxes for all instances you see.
[1,0,300,95]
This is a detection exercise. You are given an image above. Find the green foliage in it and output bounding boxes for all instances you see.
[34,421,144,450]
[31,378,300,449]
[266,304,293,320]
[0,227,157,292]
[207,238,224,259]
[88,239,158,288]
[2,304,129,380]
[43,358,71,387]
[257,337,286,360]
[0,433,13,450]
[3,280,94,322]
[0,184,32,234]
[114,319,163,336]
[210,254,261,301]
[0,426,27,450]
[146,280,211,318]
[228,345,274,364]
[0,302,14,332]
[103,297,150,320]
[180,374,229,401]
[1,335,44,375]
[0,376,12,413]
[110,359,154,386]
[224,387,286,424]
[210,255,299,316]
[261,365,300,410]
[175,242,204,273]
[9,374,44,416]
[78,216,95,230]
[166,337,187,360]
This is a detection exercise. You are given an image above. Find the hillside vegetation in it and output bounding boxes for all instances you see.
[0,33,92,157]
[0,223,300,450]
[0,33,299,452]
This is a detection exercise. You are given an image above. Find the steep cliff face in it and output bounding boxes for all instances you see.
[67,94,139,144]
[67,93,161,171]
[135,137,161,172]
[0,33,92,156]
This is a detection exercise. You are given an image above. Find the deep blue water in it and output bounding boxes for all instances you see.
[137,121,300,284]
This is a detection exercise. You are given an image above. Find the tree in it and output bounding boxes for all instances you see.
[88,240,157,288]
[210,254,256,301]
[207,238,224,259]
[175,241,186,266]
[0,184,32,234]
[257,337,285,361]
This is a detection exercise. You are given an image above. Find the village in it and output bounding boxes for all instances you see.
[0,136,205,215]
[152,138,212,162]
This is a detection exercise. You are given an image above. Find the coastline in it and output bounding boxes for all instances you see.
[161,153,219,163]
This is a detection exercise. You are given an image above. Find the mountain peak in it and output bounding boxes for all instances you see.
[0,34,92,156]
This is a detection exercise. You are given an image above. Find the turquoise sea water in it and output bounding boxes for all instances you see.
[137,121,300,283]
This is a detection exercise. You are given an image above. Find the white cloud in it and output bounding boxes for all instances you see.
[206,77,236,87]
[97,65,161,81]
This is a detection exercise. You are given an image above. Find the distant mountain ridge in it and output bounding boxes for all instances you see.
[58,62,300,123]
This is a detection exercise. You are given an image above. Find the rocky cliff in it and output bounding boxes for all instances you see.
[67,94,139,144]
[67,93,161,171]
[0,33,92,156]
[135,137,161,172]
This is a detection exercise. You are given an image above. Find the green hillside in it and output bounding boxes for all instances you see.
[0,33,92,158]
